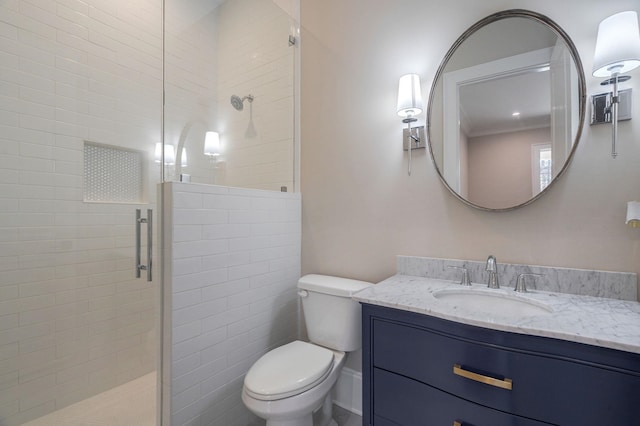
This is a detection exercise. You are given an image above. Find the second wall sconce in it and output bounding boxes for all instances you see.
[592,11,640,158]
[626,201,640,228]
[397,73,424,176]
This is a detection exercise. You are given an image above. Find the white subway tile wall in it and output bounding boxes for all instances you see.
[1,0,297,423]
[0,1,162,424]
[165,182,301,425]
[164,0,296,191]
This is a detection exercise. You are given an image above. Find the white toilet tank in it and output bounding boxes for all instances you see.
[298,274,373,352]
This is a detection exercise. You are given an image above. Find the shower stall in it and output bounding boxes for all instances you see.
[0,0,299,424]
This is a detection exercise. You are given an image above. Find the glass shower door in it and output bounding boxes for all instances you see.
[0,1,162,424]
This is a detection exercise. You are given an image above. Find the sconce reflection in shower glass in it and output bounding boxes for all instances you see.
[181,148,187,167]
[204,131,221,157]
[592,11,640,158]
[154,142,175,165]
[397,73,424,176]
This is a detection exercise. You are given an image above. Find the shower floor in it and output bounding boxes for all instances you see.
[21,372,156,426]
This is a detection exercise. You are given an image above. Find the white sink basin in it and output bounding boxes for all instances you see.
[433,289,553,317]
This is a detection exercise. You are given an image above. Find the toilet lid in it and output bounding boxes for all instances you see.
[244,340,334,401]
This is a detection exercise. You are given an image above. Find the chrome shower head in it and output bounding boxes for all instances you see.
[230,94,254,111]
[230,95,244,111]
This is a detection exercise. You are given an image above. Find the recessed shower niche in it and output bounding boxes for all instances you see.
[83,141,147,203]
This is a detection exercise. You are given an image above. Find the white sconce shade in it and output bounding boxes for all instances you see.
[593,11,640,77]
[204,131,221,157]
[181,148,187,167]
[155,143,175,165]
[397,74,423,117]
[626,201,640,227]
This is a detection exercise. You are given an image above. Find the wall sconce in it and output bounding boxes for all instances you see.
[592,11,640,158]
[154,142,175,165]
[397,74,424,176]
[204,131,221,158]
[626,201,640,228]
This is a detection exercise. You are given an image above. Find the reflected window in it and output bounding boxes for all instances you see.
[532,144,552,195]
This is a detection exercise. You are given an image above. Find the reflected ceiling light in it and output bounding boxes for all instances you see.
[154,142,175,165]
[204,131,221,157]
[592,11,640,158]
[512,112,521,117]
[397,73,424,176]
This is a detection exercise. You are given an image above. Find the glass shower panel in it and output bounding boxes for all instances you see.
[164,0,296,191]
[0,1,162,425]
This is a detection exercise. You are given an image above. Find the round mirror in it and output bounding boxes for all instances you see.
[427,10,586,211]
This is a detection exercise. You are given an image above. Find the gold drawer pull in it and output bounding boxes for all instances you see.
[453,363,513,390]
[453,422,462,426]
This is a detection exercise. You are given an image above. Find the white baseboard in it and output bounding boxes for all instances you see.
[332,367,362,416]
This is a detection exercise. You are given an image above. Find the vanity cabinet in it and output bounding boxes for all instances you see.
[362,304,640,425]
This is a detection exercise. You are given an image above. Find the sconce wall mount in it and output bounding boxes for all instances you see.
[403,126,426,151]
[397,73,424,176]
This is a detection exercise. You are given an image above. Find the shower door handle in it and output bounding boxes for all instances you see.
[135,209,152,281]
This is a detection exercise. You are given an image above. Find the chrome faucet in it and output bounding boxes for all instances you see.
[515,273,544,293]
[448,266,471,286]
[485,255,499,289]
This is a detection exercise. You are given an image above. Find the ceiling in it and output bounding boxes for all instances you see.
[459,68,552,138]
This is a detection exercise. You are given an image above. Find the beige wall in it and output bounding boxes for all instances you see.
[467,127,550,209]
[300,0,640,290]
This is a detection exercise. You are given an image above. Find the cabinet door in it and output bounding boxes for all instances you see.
[374,368,551,426]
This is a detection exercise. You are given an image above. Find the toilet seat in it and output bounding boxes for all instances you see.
[244,340,334,401]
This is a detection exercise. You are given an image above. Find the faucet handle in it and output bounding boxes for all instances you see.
[515,273,543,293]
[448,266,471,286]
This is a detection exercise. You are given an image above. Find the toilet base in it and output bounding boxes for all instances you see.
[312,393,335,426]
[260,393,337,426]
[265,417,336,426]
[266,416,312,426]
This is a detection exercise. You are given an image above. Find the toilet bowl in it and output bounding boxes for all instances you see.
[241,274,372,426]
[242,341,345,426]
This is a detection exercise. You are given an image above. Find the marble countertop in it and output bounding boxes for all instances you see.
[353,274,640,354]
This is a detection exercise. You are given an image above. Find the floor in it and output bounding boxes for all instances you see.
[21,371,362,426]
[333,405,362,426]
[21,372,156,426]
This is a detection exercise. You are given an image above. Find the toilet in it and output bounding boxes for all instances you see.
[242,274,372,426]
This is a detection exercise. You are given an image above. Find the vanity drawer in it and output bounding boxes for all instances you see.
[372,316,640,424]
[374,368,551,426]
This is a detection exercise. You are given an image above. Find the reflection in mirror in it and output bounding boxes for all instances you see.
[428,10,585,211]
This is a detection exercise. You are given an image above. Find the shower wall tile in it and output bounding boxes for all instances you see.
[206,0,295,192]
[165,182,301,426]
[0,0,161,425]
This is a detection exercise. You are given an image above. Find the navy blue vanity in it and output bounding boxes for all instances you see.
[361,303,640,425]
[353,260,640,426]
